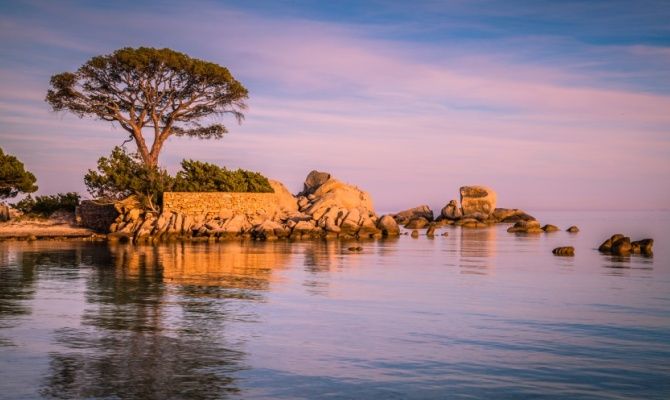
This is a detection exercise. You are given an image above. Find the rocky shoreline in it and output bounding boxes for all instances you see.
[0,171,654,257]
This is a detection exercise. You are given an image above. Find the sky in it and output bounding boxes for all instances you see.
[0,0,669,212]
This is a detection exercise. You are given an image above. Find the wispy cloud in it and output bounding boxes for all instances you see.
[0,0,668,210]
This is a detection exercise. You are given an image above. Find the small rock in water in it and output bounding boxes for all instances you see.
[411,230,419,238]
[611,237,632,255]
[566,225,579,233]
[426,223,436,237]
[542,224,559,232]
[441,232,449,237]
[552,246,574,256]
[347,246,363,252]
[631,239,654,255]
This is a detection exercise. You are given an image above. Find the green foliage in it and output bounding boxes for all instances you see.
[13,192,80,216]
[0,147,38,199]
[84,148,273,211]
[84,147,173,211]
[173,160,274,193]
[46,47,249,167]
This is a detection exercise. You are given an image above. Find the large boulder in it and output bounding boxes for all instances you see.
[300,170,331,195]
[439,200,462,220]
[392,205,433,225]
[460,186,496,217]
[376,215,400,237]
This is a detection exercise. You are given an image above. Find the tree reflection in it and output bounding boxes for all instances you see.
[41,241,292,399]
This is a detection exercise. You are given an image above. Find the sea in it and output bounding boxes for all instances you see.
[1,211,668,399]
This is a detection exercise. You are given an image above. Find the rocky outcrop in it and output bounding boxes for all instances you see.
[460,186,496,217]
[104,171,397,243]
[296,171,382,239]
[552,246,574,256]
[598,234,653,256]
[392,205,433,225]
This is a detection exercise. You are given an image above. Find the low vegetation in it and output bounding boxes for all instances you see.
[13,192,80,217]
[85,147,273,211]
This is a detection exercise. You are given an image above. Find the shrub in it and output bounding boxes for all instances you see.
[84,147,173,211]
[172,160,273,193]
[13,192,80,216]
[84,149,273,211]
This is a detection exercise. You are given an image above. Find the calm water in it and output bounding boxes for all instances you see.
[1,211,669,399]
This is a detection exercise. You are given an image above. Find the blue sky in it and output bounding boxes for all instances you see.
[0,0,669,210]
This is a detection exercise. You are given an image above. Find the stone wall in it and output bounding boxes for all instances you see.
[162,192,284,217]
[77,200,120,232]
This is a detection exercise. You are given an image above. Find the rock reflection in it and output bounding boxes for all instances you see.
[458,227,497,275]
[41,241,293,399]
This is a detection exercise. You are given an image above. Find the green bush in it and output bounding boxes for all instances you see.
[173,160,274,193]
[84,148,273,211]
[13,192,80,216]
[84,147,173,211]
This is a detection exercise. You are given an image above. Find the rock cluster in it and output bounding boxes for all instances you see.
[106,171,400,243]
[598,234,653,256]
[391,186,537,231]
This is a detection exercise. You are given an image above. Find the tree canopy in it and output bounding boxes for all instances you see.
[46,47,249,167]
[0,147,38,199]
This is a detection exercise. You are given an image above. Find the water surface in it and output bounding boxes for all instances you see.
[1,211,669,399]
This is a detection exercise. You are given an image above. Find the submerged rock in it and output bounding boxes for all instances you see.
[542,224,560,232]
[492,208,535,223]
[507,220,543,233]
[552,246,575,256]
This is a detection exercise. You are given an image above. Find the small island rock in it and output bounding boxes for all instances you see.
[552,246,574,256]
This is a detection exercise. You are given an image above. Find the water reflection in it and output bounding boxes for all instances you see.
[458,227,497,275]
[18,241,295,399]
